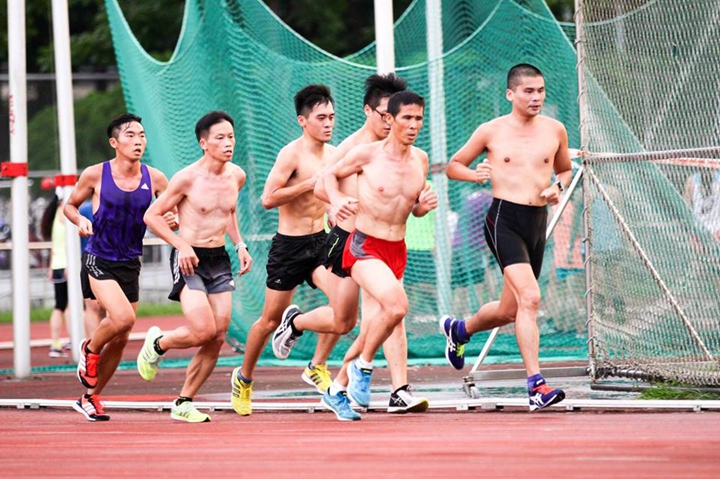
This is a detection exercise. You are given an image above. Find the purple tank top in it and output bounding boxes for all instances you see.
[86,161,153,261]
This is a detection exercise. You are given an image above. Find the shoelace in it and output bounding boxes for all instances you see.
[85,351,99,377]
[88,395,105,414]
[532,383,554,395]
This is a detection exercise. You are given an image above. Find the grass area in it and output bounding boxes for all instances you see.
[0,302,183,324]
[640,383,720,400]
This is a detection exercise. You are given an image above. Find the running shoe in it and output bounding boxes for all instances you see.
[77,339,99,389]
[322,390,361,421]
[272,305,302,360]
[440,315,466,370]
[170,399,210,423]
[72,394,110,422]
[387,384,429,414]
[347,359,372,407]
[230,367,253,416]
[137,326,163,381]
[302,363,332,394]
[529,379,566,411]
[49,347,67,358]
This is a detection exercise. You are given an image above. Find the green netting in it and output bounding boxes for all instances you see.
[105,0,585,364]
[580,0,720,385]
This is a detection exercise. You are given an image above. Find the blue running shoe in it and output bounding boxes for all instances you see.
[347,359,372,407]
[440,315,466,370]
[529,379,565,411]
[322,390,361,421]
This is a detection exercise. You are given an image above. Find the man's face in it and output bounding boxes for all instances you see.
[388,103,424,146]
[298,101,335,143]
[109,121,146,161]
[364,97,391,139]
[507,75,546,117]
[200,120,235,162]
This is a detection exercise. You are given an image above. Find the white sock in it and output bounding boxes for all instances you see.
[329,380,347,396]
[356,356,373,370]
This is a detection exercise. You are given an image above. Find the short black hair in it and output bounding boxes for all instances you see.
[507,63,543,90]
[195,111,234,142]
[363,73,408,109]
[294,84,334,117]
[107,113,142,139]
[387,91,425,117]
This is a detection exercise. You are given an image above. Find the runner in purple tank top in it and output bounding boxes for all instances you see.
[63,113,174,421]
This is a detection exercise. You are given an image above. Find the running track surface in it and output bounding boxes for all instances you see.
[2,318,720,477]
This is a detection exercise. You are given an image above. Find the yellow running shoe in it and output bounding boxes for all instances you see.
[137,326,163,381]
[170,399,210,423]
[231,367,252,416]
[301,363,332,394]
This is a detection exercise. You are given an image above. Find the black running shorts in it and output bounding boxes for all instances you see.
[483,198,547,279]
[81,252,141,303]
[266,231,327,291]
[168,246,235,302]
[321,225,351,278]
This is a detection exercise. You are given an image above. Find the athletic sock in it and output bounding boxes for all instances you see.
[153,336,166,355]
[527,373,545,393]
[51,339,63,350]
[307,362,315,370]
[454,320,471,344]
[329,380,347,396]
[83,393,93,399]
[238,371,252,384]
[289,316,303,337]
[356,356,373,370]
[176,396,192,405]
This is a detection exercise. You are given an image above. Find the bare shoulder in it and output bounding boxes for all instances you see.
[276,139,301,163]
[79,163,103,182]
[540,115,568,134]
[411,145,430,164]
[225,162,247,184]
[147,164,169,182]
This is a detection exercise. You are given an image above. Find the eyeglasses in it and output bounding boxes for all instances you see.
[372,108,388,119]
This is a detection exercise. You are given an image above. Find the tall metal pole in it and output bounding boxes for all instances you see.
[51,0,84,361]
[575,0,597,378]
[426,0,452,315]
[373,0,395,74]
[8,0,31,378]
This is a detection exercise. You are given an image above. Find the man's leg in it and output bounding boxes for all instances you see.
[501,264,541,377]
[84,299,104,338]
[242,288,296,379]
[179,291,232,398]
[158,288,219,351]
[87,277,137,353]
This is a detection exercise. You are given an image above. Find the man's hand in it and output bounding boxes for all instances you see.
[332,196,359,222]
[415,183,439,216]
[178,244,199,276]
[163,211,179,231]
[475,159,492,184]
[237,247,252,275]
[78,217,93,237]
[540,184,562,205]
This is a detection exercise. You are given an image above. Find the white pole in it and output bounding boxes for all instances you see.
[373,0,395,74]
[426,0,453,315]
[8,0,31,378]
[51,0,84,362]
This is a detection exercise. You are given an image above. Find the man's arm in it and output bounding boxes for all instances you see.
[226,168,252,275]
[314,140,355,203]
[412,151,438,217]
[447,124,490,183]
[540,124,573,205]
[324,145,370,221]
[63,165,100,237]
[261,147,315,209]
[143,172,190,252]
[149,166,178,230]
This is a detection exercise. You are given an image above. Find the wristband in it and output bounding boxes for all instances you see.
[234,242,248,253]
[555,180,565,193]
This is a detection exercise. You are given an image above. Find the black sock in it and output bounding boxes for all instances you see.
[290,318,303,337]
[84,393,92,399]
[176,396,192,405]
[153,336,166,355]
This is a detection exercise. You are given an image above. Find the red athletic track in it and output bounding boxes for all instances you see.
[2,318,720,477]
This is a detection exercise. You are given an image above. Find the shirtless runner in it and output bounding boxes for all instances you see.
[440,63,572,411]
[138,111,252,422]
